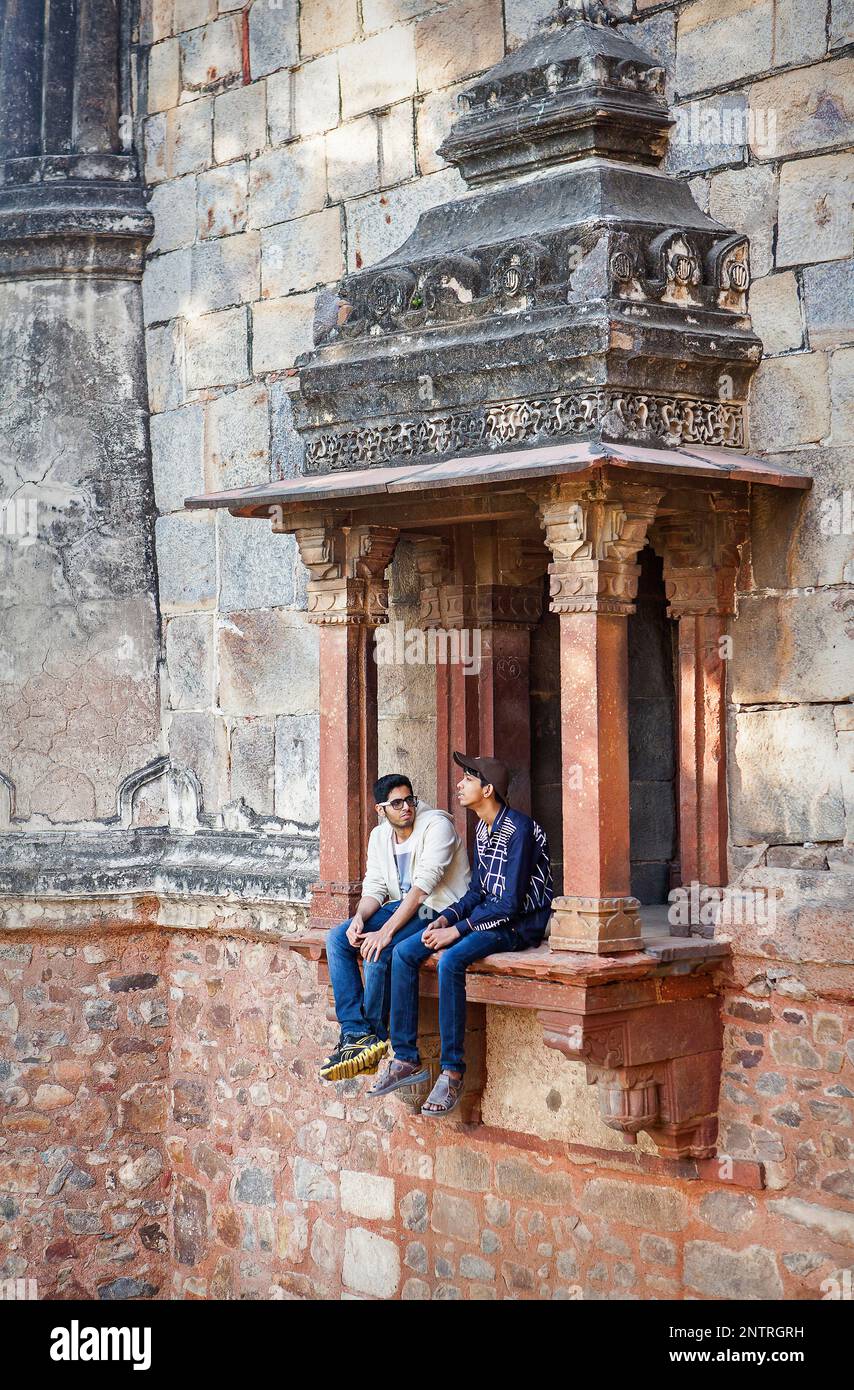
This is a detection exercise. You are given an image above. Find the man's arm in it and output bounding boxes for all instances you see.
[411,816,460,897]
[346,895,383,945]
[360,828,391,908]
[360,883,428,960]
[437,851,485,929]
[362,817,468,959]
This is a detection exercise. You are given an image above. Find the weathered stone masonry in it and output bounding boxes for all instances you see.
[1,917,852,1300]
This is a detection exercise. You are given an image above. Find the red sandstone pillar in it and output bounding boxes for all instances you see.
[539,479,662,953]
[655,498,747,897]
[294,520,398,929]
[475,591,542,815]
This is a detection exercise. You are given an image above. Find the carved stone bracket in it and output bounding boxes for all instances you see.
[302,928,728,1163]
[538,969,723,1159]
[539,477,662,616]
[294,521,399,626]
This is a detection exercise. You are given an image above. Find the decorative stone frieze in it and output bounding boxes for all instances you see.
[304,392,745,472]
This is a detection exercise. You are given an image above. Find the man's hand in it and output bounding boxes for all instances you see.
[345,915,365,947]
[422,921,461,950]
[360,926,394,962]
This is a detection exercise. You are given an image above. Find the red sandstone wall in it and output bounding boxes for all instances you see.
[1,930,852,1301]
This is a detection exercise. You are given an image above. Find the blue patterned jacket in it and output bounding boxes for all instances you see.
[441,804,554,947]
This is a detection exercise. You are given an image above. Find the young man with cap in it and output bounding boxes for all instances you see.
[368,753,553,1115]
[320,773,471,1082]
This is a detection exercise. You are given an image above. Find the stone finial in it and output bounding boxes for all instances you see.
[437,0,669,185]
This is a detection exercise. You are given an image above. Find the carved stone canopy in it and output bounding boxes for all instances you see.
[293,2,761,476]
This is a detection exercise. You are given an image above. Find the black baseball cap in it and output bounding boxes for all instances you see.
[452,751,510,804]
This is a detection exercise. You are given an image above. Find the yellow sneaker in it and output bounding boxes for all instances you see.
[321,1033,388,1082]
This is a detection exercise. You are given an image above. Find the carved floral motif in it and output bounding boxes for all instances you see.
[304,391,744,471]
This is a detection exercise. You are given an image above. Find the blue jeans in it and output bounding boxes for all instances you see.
[326,902,436,1040]
[390,923,518,1075]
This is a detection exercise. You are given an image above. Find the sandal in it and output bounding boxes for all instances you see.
[421,1070,464,1116]
[367,1058,430,1097]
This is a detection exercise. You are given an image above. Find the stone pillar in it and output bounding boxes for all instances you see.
[0,1,160,828]
[294,521,399,929]
[473,526,544,816]
[654,499,748,915]
[539,479,662,953]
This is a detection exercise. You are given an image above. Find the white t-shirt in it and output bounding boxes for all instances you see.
[394,837,413,895]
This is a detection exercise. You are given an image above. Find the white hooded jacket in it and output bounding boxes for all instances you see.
[361,801,471,914]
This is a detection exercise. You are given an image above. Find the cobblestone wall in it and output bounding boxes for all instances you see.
[1,927,851,1299]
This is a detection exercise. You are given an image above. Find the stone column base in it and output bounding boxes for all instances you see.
[548,894,643,954]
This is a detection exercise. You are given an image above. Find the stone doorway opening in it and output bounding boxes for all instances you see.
[628,546,678,906]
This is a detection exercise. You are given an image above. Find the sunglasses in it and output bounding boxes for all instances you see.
[378,795,418,811]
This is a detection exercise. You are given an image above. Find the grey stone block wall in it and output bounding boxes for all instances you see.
[0,278,163,826]
[133,0,854,861]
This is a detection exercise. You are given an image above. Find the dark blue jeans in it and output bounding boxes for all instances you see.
[326,902,436,1040]
[390,923,518,1074]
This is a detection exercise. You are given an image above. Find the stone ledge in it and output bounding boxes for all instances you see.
[0,828,319,905]
[298,928,730,1162]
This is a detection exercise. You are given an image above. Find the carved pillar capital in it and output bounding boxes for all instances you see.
[538,479,662,616]
[476,528,545,628]
[294,521,399,626]
[652,497,749,618]
[411,534,452,628]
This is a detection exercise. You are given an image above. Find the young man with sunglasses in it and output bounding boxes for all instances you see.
[320,773,471,1081]
[369,753,553,1115]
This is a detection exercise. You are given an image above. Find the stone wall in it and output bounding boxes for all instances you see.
[133,0,853,865]
[1,922,851,1300]
[0,277,163,828]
